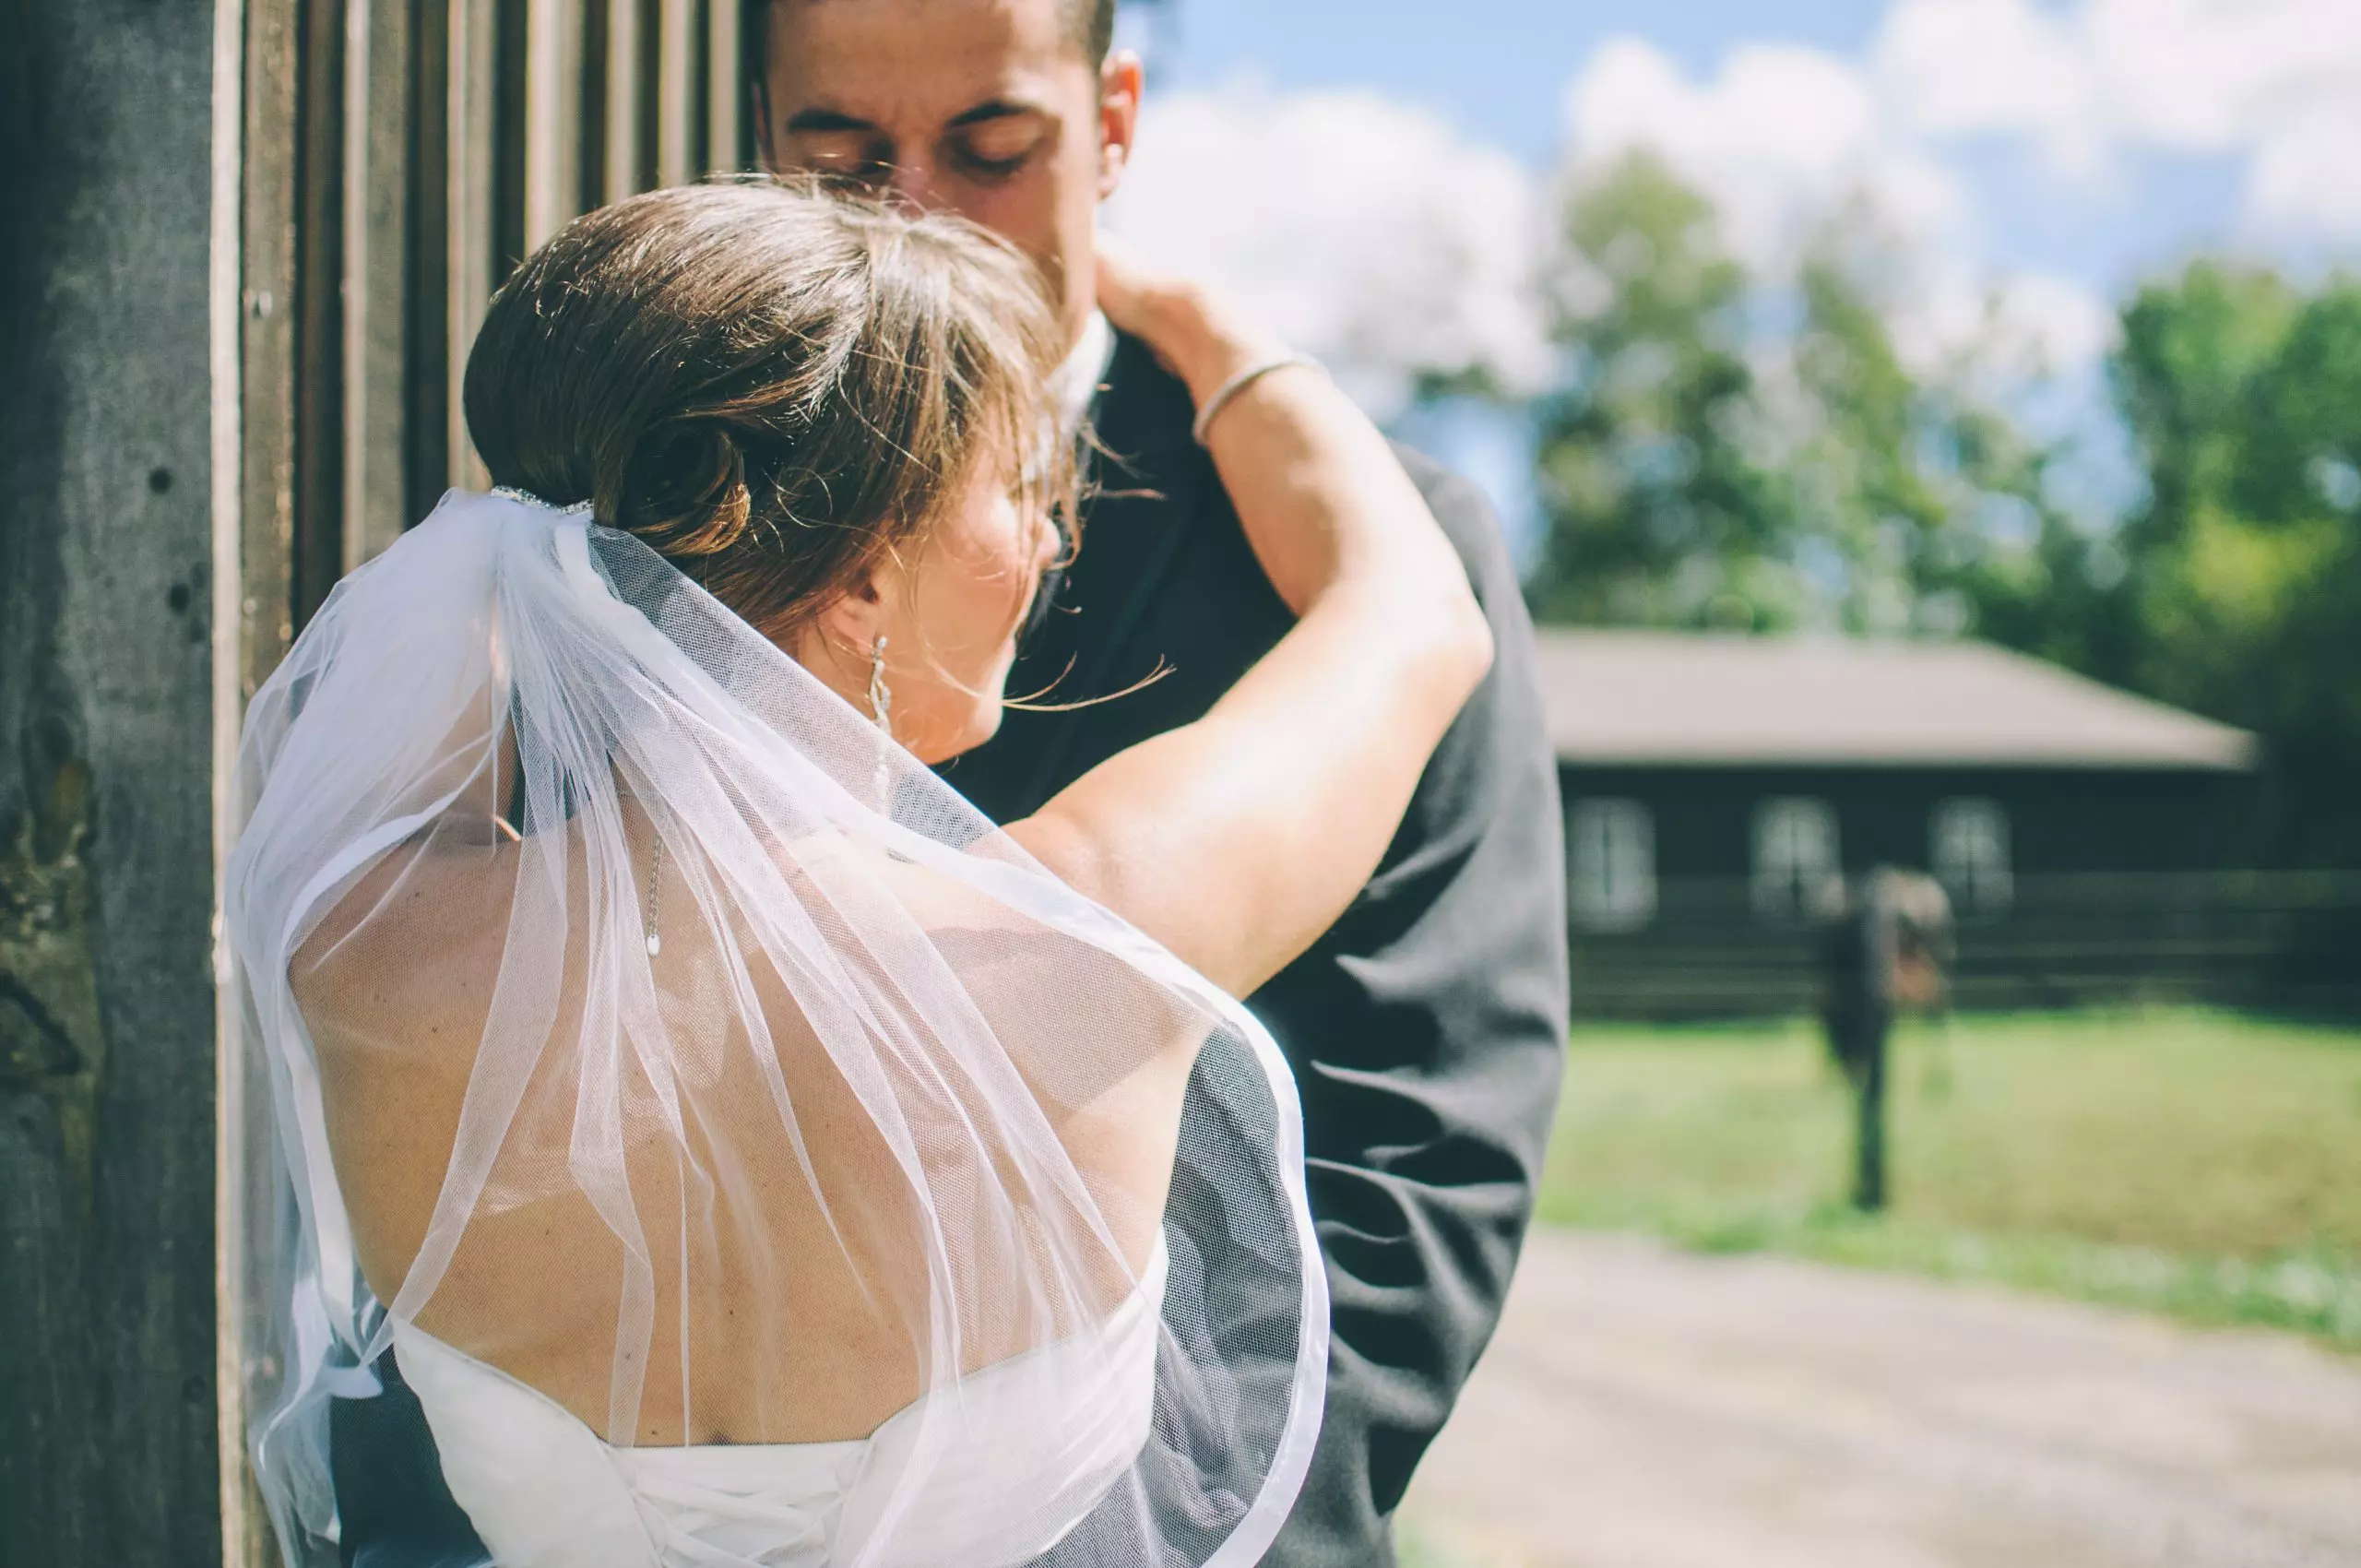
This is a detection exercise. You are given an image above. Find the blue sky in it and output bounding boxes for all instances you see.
[1149,0,1894,160]
[1136,0,2277,313]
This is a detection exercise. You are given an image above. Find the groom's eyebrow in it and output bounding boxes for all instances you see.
[946,99,1046,127]
[780,99,1043,137]
[781,108,881,135]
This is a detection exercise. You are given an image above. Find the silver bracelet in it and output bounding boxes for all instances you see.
[1192,353,1325,446]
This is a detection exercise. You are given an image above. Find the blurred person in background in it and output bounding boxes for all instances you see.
[1820,868,1955,1213]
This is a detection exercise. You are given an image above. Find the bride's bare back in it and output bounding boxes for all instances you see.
[295,807,1197,1446]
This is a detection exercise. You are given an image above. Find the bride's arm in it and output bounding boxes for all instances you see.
[1003,249,1494,999]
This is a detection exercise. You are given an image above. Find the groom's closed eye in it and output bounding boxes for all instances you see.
[778,113,895,186]
[777,102,1056,193]
[946,111,1054,183]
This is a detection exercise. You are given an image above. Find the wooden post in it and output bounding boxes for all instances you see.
[0,0,234,1559]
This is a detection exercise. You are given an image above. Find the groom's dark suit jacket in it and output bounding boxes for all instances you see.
[324,335,1567,1568]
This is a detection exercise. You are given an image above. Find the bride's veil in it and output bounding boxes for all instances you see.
[224,488,1327,1567]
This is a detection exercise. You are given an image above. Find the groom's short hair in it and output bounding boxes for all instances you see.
[742,0,1120,77]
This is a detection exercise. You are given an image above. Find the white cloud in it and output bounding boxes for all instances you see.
[2247,98,2361,241]
[1107,85,1551,421]
[1873,0,2102,173]
[1566,39,1967,272]
[1872,0,2361,238]
[2083,0,2361,154]
[1559,38,2114,376]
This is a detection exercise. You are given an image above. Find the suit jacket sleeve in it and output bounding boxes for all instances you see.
[1255,453,1569,1568]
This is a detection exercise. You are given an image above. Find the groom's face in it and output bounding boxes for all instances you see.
[758,0,1140,347]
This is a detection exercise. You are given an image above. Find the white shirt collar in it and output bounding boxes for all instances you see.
[1050,310,1118,440]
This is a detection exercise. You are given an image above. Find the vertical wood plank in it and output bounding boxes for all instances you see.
[706,0,741,176]
[447,0,498,487]
[491,0,530,283]
[243,0,303,680]
[292,0,348,628]
[604,0,645,202]
[209,0,280,1562]
[222,6,306,1556]
[522,0,584,249]
[343,0,414,568]
[656,0,694,186]
[579,0,611,210]
[405,0,453,521]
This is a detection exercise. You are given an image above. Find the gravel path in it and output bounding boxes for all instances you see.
[1400,1231,2361,1568]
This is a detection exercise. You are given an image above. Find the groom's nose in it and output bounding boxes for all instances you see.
[884,155,946,214]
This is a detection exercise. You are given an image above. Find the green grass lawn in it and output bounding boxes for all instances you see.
[1536,1009,2361,1348]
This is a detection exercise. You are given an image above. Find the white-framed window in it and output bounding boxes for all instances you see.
[1570,799,1656,932]
[1932,797,2013,914]
[1752,798,1840,921]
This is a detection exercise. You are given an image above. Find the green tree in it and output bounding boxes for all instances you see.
[1528,154,2076,639]
[1525,153,1780,627]
[2094,263,2361,863]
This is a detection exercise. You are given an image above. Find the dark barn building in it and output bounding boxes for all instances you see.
[1531,632,2320,1017]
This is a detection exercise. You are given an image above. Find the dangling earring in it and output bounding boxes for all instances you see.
[868,635,894,812]
[867,635,893,735]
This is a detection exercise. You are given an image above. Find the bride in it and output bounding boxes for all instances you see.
[228,178,1490,1568]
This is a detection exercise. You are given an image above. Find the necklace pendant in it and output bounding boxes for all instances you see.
[646,932,662,957]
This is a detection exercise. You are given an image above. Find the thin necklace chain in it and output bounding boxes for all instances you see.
[645,827,666,958]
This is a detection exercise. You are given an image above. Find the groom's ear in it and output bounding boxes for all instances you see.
[1096,51,1144,201]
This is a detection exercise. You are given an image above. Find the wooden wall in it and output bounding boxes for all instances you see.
[243,0,758,634]
[1558,764,2358,1018]
[1563,763,2260,883]
[0,2,757,1562]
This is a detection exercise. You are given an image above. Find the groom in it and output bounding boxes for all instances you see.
[755,3,1567,1562]
[328,4,1566,1564]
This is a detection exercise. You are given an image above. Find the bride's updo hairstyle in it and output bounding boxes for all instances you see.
[463,177,1073,637]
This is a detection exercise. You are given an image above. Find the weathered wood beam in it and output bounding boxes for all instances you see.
[0,0,229,1559]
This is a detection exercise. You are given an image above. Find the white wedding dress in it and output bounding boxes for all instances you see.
[226,491,1327,1568]
[391,1244,1168,1568]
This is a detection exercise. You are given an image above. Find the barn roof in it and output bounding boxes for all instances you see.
[1532,630,2260,771]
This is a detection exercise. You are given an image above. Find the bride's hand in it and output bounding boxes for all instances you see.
[1018,238,1491,998]
[1095,238,1287,412]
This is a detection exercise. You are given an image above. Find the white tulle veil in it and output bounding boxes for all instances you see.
[225,488,1327,1567]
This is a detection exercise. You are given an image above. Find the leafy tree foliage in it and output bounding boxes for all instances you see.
[1527,154,2073,639]
[2095,263,2361,864]
[1525,156,1774,626]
